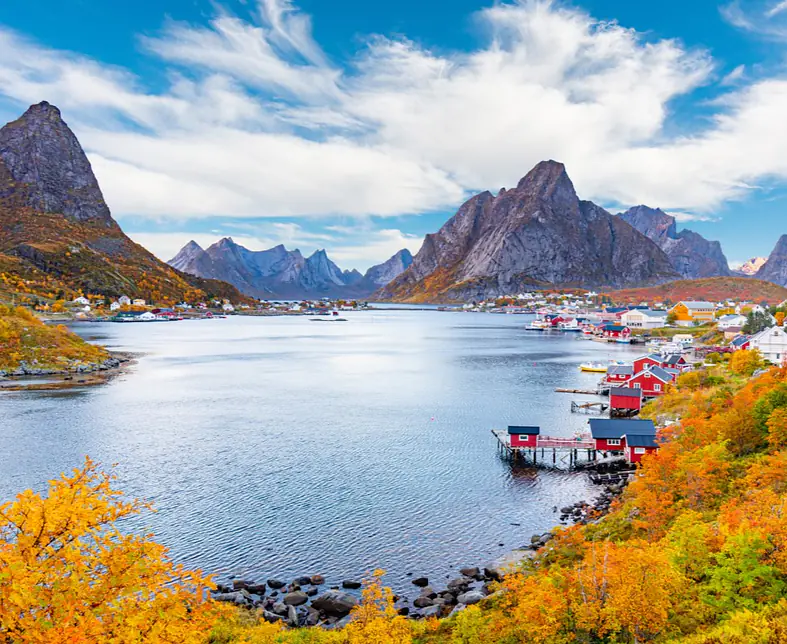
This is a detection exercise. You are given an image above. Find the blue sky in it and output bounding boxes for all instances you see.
[1,0,787,270]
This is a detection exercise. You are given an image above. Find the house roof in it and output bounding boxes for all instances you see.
[635,354,663,363]
[508,425,540,435]
[608,365,634,375]
[589,419,656,439]
[678,301,715,310]
[624,309,668,318]
[625,434,659,448]
[602,325,628,332]
[609,387,642,399]
[662,354,685,365]
[632,365,673,383]
[718,314,744,321]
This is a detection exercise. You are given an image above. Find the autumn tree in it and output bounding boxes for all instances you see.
[730,349,765,377]
[0,458,224,643]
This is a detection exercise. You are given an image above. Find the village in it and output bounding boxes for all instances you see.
[492,293,787,472]
[30,295,372,322]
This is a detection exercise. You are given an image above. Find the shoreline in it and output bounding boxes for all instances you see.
[0,351,137,391]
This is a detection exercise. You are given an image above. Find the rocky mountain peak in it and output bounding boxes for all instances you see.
[738,256,767,276]
[514,160,577,211]
[757,236,787,287]
[619,205,677,240]
[364,248,414,287]
[0,101,114,226]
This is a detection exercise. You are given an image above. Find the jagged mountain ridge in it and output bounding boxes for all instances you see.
[618,205,731,279]
[169,238,412,299]
[0,101,246,303]
[756,236,787,288]
[378,161,680,303]
[738,256,767,277]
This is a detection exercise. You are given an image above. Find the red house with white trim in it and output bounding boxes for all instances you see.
[624,434,659,464]
[633,354,663,374]
[627,365,674,397]
[600,325,631,339]
[589,418,656,453]
[508,426,540,448]
[609,387,642,416]
[606,365,633,384]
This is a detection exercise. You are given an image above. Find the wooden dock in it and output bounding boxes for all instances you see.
[571,401,609,414]
[492,430,596,467]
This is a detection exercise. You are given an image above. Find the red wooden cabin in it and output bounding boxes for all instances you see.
[627,365,674,397]
[609,387,642,415]
[633,354,662,373]
[508,426,540,448]
[601,325,631,339]
[624,434,659,464]
[589,418,656,452]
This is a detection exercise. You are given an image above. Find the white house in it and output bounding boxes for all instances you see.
[110,301,121,311]
[118,295,131,306]
[749,326,787,364]
[72,296,90,306]
[138,311,156,321]
[620,309,668,329]
[222,303,235,312]
[717,313,747,330]
[132,299,146,307]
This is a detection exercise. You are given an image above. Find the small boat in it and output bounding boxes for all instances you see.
[579,362,608,373]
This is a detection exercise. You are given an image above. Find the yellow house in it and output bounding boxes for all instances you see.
[670,301,716,326]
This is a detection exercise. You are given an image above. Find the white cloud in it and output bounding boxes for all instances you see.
[720,1,787,38]
[766,1,787,18]
[2,0,787,226]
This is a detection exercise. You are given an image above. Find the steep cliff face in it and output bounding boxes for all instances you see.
[757,236,787,287]
[379,161,678,302]
[0,102,113,226]
[364,249,413,287]
[618,205,730,279]
[0,102,245,302]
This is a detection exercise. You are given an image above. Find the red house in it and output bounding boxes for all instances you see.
[609,387,642,416]
[662,354,690,372]
[627,365,674,397]
[623,434,659,464]
[589,418,656,453]
[606,365,633,384]
[601,325,631,339]
[633,354,663,374]
[508,426,540,448]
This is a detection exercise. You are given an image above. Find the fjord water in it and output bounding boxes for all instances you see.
[0,310,639,591]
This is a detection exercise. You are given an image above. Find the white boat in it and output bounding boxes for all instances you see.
[526,318,550,331]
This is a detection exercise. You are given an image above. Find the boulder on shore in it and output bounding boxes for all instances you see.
[283,591,309,606]
[311,590,358,617]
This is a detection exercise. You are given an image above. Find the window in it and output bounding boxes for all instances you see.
[633,383,641,388]
[654,384,661,391]
[634,447,646,454]
[607,439,621,446]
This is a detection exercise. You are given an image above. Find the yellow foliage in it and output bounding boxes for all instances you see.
[0,457,225,642]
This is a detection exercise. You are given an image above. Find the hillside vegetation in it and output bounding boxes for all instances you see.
[0,304,108,371]
[6,354,787,641]
[609,276,787,305]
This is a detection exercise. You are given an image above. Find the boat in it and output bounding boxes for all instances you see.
[615,337,632,344]
[579,362,608,373]
[526,319,550,331]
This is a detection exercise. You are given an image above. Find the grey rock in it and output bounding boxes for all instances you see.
[757,235,787,287]
[287,605,298,627]
[459,566,480,578]
[283,591,309,606]
[341,580,362,589]
[262,610,284,624]
[420,605,443,618]
[294,576,312,586]
[310,574,326,586]
[411,577,429,587]
[311,590,358,617]
[419,586,437,599]
[413,596,434,608]
[457,591,486,606]
[447,576,473,591]
[212,591,249,606]
[267,579,286,589]
[272,602,288,616]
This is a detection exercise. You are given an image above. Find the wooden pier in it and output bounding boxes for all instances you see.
[491,429,597,467]
[570,401,609,414]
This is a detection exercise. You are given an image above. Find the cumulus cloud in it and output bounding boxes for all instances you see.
[2,0,787,229]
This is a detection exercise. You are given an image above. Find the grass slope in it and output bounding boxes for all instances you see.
[609,276,787,305]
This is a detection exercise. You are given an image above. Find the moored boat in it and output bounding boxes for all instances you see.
[579,362,608,373]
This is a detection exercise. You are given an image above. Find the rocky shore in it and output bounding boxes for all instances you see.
[210,469,631,627]
[0,352,135,390]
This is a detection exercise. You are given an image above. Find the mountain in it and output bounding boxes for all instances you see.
[618,205,730,279]
[168,238,412,299]
[756,236,787,288]
[378,161,679,303]
[738,256,767,276]
[0,102,245,303]
[364,249,413,287]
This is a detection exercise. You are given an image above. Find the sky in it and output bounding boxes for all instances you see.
[1,1,787,271]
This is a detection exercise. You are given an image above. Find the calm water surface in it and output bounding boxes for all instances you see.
[0,310,639,590]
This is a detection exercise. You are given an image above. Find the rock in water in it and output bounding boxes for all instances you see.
[378,160,678,302]
[618,205,730,279]
[311,590,358,617]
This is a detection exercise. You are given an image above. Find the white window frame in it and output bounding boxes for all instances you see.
[607,439,621,446]
[634,447,647,454]
[654,383,661,391]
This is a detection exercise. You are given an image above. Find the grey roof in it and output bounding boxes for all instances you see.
[608,365,634,375]
[508,425,540,435]
[679,301,715,310]
[625,434,658,448]
[589,419,656,439]
[609,387,642,398]
[662,354,685,365]
[633,365,673,382]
